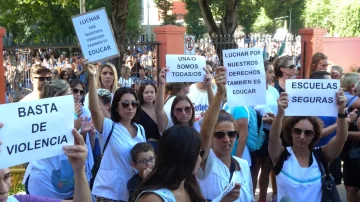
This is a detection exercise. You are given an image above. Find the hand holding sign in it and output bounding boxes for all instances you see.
[222,183,241,202]
[336,90,347,112]
[63,129,88,171]
[214,66,227,94]
[278,92,289,116]
[84,59,97,76]
[159,68,169,85]
[204,67,213,89]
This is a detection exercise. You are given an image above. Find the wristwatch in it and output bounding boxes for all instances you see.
[338,112,348,118]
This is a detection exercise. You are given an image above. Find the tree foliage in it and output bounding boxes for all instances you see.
[155,0,179,25]
[183,0,207,39]
[238,0,262,36]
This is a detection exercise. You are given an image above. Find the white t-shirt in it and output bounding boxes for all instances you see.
[92,118,146,201]
[187,84,216,121]
[197,149,254,202]
[254,85,279,130]
[118,77,134,88]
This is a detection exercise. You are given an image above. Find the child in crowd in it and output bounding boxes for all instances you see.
[127,143,155,201]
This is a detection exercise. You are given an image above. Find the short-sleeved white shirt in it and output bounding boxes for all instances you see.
[92,118,146,201]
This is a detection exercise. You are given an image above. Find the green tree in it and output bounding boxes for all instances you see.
[155,0,178,25]
[238,0,262,36]
[183,0,207,39]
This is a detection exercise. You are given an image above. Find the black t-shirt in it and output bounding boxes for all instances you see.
[127,173,143,201]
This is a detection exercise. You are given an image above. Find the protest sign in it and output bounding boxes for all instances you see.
[72,8,119,62]
[223,48,266,106]
[0,95,75,169]
[166,55,206,83]
[285,79,340,117]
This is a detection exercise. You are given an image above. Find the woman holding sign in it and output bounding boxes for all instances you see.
[268,91,348,202]
[86,62,146,202]
[196,67,254,202]
[0,124,92,202]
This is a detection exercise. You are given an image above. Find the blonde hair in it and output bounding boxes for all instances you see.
[96,62,118,93]
[340,72,360,91]
[310,52,328,73]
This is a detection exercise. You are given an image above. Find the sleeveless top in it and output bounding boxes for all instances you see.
[135,188,176,202]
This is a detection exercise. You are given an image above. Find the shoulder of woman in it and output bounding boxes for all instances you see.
[136,193,164,202]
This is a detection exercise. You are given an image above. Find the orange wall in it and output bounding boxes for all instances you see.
[323,37,360,72]
[0,27,5,104]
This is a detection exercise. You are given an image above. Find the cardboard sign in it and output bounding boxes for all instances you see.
[222,48,266,106]
[0,96,75,169]
[72,8,120,62]
[166,55,206,83]
[285,79,340,117]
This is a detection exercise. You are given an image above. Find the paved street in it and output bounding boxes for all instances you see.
[254,182,347,201]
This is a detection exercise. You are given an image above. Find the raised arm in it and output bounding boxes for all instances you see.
[85,63,105,133]
[322,90,348,162]
[200,66,226,165]
[269,92,288,166]
[155,68,169,133]
[63,129,92,202]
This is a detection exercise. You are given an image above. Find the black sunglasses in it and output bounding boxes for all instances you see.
[213,131,239,139]
[291,128,315,137]
[283,65,296,69]
[72,88,85,96]
[34,77,52,82]
[120,100,139,108]
[174,106,192,114]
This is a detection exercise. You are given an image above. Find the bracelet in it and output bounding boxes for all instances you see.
[338,113,347,118]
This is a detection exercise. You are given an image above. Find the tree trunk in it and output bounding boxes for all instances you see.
[198,0,240,65]
[110,0,128,78]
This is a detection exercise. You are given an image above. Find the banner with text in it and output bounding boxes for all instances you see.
[166,55,206,83]
[0,96,75,169]
[285,79,340,117]
[222,48,266,106]
[72,8,120,62]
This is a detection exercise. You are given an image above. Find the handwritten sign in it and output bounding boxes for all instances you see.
[285,79,340,116]
[166,55,206,83]
[0,96,75,169]
[72,8,120,62]
[223,48,266,106]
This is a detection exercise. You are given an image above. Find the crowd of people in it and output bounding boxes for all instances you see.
[1,47,360,202]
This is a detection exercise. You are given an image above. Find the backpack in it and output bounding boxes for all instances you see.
[244,106,265,152]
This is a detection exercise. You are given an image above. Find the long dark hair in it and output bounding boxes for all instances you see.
[132,125,205,202]
[171,95,195,126]
[110,87,140,122]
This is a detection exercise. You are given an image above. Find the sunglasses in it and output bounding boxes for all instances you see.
[120,100,139,108]
[174,106,192,114]
[291,128,315,137]
[213,131,239,139]
[283,65,296,69]
[200,148,205,157]
[34,77,52,82]
[72,88,85,96]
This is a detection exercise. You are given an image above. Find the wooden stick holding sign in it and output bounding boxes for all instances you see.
[285,79,340,117]
[222,48,266,107]
[0,95,74,169]
[71,7,120,63]
[165,55,206,83]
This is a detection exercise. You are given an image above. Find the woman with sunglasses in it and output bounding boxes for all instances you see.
[137,81,161,151]
[196,67,254,202]
[273,56,296,94]
[268,91,347,201]
[86,62,146,202]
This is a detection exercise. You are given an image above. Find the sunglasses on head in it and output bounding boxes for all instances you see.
[174,106,192,114]
[213,131,239,139]
[71,88,85,96]
[291,128,315,137]
[120,100,139,108]
[34,77,52,82]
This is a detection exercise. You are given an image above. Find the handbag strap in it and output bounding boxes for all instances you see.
[313,147,330,177]
[102,122,115,154]
[229,157,236,183]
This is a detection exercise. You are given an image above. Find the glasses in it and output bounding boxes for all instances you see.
[120,100,139,108]
[213,131,239,139]
[174,106,192,114]
[291,128,315,137]
[200,148,205,157]
[72,88,85,96]
[33,77,52,82]
[283,65,296,69]
[136,157,155,165]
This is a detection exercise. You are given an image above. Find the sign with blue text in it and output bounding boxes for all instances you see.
[72,7,120,62]
[285,79,340,116]
[0,95,74,169]
[222,48,266,107]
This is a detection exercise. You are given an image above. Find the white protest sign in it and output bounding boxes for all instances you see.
[285,79,340,117]
[72,8,120,62]
[166,54,206,83]
[223,48,266,106]
[0,95,75,169]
